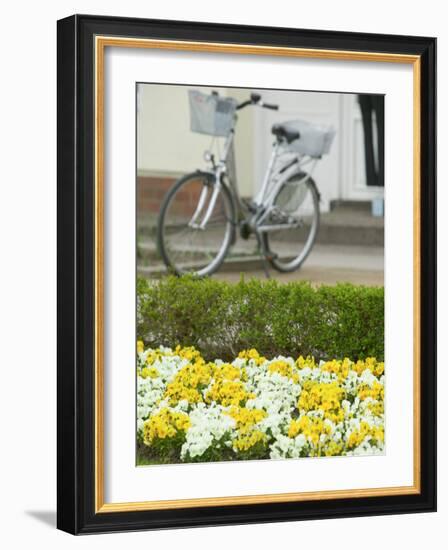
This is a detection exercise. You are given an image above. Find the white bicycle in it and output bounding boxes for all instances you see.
[157,89,335,277]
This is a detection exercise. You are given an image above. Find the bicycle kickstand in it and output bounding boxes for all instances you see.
[255,232,271,279]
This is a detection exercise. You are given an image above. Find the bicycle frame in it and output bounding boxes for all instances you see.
[198,122,318,232]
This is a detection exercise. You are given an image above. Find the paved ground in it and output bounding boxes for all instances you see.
[211,244,384,286]
[138,242,384,286]
[137,203,384,286]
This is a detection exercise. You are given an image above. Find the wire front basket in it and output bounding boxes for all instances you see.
[189,90,238,137]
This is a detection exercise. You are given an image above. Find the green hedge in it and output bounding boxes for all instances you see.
[137,276,384,362]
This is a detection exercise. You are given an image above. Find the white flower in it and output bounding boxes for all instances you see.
[359,369,376,387]
[180,404,235,460]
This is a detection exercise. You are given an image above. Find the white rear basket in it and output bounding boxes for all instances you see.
[282,119,336,158]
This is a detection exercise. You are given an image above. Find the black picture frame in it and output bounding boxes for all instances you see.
[57,14,436,534]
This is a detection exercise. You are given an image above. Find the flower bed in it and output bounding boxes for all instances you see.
[137,343,385,464]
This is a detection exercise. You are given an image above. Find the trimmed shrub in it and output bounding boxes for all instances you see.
[137,276,384,362]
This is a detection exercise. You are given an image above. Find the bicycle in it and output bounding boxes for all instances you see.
[156,89,335,277]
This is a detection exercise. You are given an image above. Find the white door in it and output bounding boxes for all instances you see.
[340,94,384,201]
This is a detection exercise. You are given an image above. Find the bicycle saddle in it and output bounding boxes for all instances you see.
[271,123,301,143]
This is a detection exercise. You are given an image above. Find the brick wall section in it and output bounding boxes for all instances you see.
[137,176,177,214]
[137,175,205,216]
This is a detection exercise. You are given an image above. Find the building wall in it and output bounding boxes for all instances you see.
[137,84,255,208]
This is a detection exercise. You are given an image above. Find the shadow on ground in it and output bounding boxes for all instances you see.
[26,510,56,528]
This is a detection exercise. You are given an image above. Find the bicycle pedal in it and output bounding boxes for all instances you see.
[239,221,251,240]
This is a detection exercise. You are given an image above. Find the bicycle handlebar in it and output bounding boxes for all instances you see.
[262,102,279,110]
[236,93,279,111]
[236,99,252,110]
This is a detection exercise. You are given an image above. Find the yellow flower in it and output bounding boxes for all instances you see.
[233,430,266,452]
[297,382,345,421]
[372,426,384,443]
[288,415,331,448]
[140,366,159,379]
[137,340,144,354]
[175,345,202,362]
[347,421,372,449]
[146,348,172,365]
[268,360,299,383]
[213,363,241,381]
[374,362,385,377]
[296,356,317,370]
[358,381,384,401]
[164,380,203,406]
[238,349,266,365]
[164,361,214,405]
[351,357,383,376]
[367,401,384,417]
[225,406,266,434]
[143,408,191,445]
[321,358,351,381]
[206,380,254,407]
[200,361,255,406]
[324,440,343,456]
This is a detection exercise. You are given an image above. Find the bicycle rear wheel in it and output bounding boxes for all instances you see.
[157,172,235,277]
[261,172,320,272]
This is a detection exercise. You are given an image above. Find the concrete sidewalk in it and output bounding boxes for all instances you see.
[138,240,383,286]
[212,244,384,286]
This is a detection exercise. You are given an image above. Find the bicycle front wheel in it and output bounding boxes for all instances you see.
[157,172,235,277]
[261,172,320,272]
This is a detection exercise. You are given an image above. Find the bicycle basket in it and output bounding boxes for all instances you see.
[281,119,336,158]
[275,174,309,214]
[188,90,237,137]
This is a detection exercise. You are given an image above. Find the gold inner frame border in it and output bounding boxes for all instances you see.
[94,36,421,513]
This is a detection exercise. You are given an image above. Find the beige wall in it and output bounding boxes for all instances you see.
[137,84,255,196]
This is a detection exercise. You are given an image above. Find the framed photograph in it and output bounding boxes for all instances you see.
[57,14,436,534]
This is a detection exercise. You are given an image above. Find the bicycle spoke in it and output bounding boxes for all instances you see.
[262,176,319,272]
[159,175,233,275]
